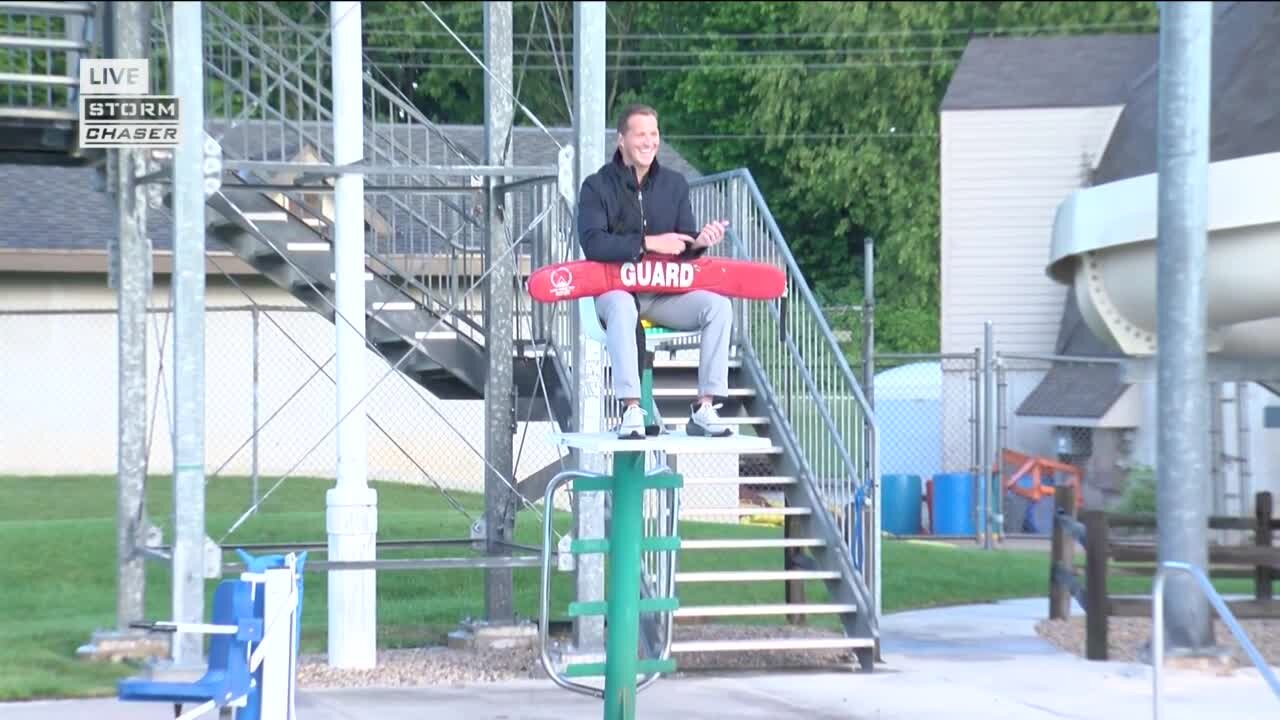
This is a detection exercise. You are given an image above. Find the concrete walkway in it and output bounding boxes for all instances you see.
[4,598,1278,719]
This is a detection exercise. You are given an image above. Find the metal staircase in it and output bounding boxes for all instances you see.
[0,1,100,165]
[195,2,574,424]
[632,171,879,666]
[1,0,880,670]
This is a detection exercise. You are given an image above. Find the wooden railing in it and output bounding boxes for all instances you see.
[1049,488,1279,660]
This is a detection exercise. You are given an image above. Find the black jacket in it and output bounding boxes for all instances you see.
[577,149,707,263]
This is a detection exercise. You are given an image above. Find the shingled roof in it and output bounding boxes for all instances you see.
[1091,1,1280,184]
[1014,290,1129,419]
[0,121,702,257]
[1018,0,1280,421]
[940,34,1157,112]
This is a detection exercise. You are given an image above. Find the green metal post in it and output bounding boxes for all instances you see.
[641,367,656,421]
[603,449,646,720]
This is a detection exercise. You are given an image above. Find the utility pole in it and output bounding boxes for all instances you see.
[1154,0,1215,656]
[327,0,378,670]
[483,0,516,623]
[571,0,607,653]
[112,0,150,636]
[171,0,208,669]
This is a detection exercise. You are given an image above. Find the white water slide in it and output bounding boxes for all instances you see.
[1047,151,1280,362]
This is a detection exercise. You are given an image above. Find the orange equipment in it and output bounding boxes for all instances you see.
[999,448,1084,509]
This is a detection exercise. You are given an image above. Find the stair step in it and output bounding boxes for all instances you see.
[0,36,87,52]
[653,387,755,397]
[286,241,329,252]
[370,301,415,312]
[0,106,76,121]
[682,476,796,486]
[675,603,857,618]
[675,570,839,583]
[680,507,810,517]
[679,538,826,550]
[662,416,769,427]
[671,637,875,654]
[564,657,675,678]
[0,1,96,15]
[0,71,76,87]
[570,596,679,618]
[653,358,743,369]
[241,210,289,223]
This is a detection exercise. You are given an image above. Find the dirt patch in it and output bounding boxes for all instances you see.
[297,624,859,689]
[1035,614,1280,669]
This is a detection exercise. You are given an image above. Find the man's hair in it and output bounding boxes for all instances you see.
[616,104,658,135]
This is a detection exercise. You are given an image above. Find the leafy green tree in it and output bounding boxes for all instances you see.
[643,1,1157,353]
[355,1,1159,354]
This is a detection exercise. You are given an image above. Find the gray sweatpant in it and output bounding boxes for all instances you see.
[595,289,733,401]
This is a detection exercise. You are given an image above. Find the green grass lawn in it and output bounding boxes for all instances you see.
[0,474,1252,701]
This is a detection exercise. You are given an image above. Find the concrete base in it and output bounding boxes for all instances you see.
[447,619,540,651]
[1138,641,1240,674]
[74,630,169,664]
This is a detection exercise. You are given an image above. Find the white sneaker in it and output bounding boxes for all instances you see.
[687,401,733,437]
[616,404,646,439]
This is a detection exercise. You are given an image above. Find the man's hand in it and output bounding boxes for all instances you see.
[644,232,694,255]
[694,220,730,249]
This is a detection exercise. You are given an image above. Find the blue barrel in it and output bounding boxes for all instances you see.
[880,474,922,535]
[931,472,975,535]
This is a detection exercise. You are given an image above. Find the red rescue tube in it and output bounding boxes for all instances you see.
[527,255,786,303]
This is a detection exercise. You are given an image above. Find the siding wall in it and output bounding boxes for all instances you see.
[940,106,1124,356]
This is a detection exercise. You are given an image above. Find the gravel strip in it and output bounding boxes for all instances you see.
[1035,615,1280,668]
[298,646,542,689]
[297,624,858,689]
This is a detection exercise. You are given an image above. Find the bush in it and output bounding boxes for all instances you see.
[1110,464,1156,514]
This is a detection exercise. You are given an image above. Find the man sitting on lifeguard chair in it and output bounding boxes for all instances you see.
[577,103,734,439]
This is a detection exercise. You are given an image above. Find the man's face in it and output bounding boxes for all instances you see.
[619,112,659,171]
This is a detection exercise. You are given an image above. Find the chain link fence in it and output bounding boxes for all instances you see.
[866,348,1145,539]
[872,352,981,537]
[0,304,568,525]
[997,353,1131,534]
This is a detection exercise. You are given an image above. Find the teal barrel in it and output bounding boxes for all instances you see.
[931,472,975,536]
[880,474,922,535]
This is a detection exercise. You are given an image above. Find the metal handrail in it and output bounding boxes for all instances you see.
[537,469,677,699]
[1151,561,1280,720]
[202,4,484,251]
[693,168,876,419]
[688,169,877,578]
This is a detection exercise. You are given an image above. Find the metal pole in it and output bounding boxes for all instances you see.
[862,235,879,616]
[571,0,607,654]
[252,305,260,506]
[1236,382,1252,508]
[605,451,646,720]
[113,0,149,635]
[996,361,1008,536]
[171,0,206,668]
[1154,0,1214,654]
[970,348,980,542]
[862,236,874,408]
[1209,382,1224,521]
[483,0,516,623]
[982,322,995,549]
[327,0,378,670]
